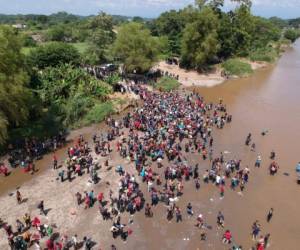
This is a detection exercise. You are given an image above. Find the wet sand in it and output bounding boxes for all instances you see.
[1,40,300,250]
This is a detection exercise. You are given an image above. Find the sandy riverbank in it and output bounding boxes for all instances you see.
[0,122,137,249]
[153,60,270,88]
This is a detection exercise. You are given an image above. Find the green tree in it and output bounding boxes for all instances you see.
[113,22,160,73]
[28,42,80,69]
[37,64,112,125]
[47,24,72,42]
[181,7,220,69]
[252,17,281,48]
[151,10,185,56]
[85,12,115,64]
[0,26,31,144]
[22,34,37,47]
[284,28,300,43]
[231,5,255,56]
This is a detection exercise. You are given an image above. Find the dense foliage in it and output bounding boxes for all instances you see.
[28,42,81,69]
[85,12,116,64]
[181,7,220,69]
[222,59,253,76]
[155,77,180,92]
[37,64,112,125]
[284,29,300,43]
[113,22,161,73]
[0,26,32,144]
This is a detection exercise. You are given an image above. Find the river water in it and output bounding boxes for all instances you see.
[1,41,300,250]
[124,41,300,250]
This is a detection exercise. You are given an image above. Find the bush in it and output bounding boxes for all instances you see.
[28,42,80,69]
[64,94,94,125]
[284,29,300,43]
[222,59,253,77]
[249,47,278,63]
[155,76,180,92]
[82,102,115,125]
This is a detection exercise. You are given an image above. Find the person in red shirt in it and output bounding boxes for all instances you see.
[46,239,54,250]
[222,230,232,244]
[220,185,225,198]
[55,241,63,250]
[53,154,58,169]
[97,192,104,205]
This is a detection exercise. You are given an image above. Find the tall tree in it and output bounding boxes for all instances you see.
[85,12,115,64]
[181,7,220,69]
[151,10,185,56]
[0,26,31,144]
[28,42,80,69]
[113,22,160,73]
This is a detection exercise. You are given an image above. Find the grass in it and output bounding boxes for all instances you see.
[222,59,253,77]
[21,41,89,56]
[155,76,180,92]
[70,42,89,54]
[249,47,279,63]
[21,46,34,55]
[81,102,115,126]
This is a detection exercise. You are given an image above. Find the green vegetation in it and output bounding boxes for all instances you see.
[222,59,253,77]
[0,26,32,145]
[155,77,180,92]
[284,29,300,43]
[0,1,299,146]
[113,22,161,73]
[28,42,80,69]
[181,7,219,69]
[249,47,279,63]
[36,64,112,125]
[84,12,116,64]
[81,102,115,126]
[71,42,89,54]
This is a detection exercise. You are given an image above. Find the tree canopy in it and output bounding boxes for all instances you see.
[284,28,300,43]
[28,42,80,69]
[113,22,161,73]
[181,7,220,69]
[0,26,31,144]
[85,12,115,64]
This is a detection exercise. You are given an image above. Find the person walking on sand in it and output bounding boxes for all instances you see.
[72,234,79,250]
[38,200,46,215]
[53,154,58,170]
[220,185,225,198]
[264,233,271,247]
[186,202,194,216]
[252,221,261,240]
[245,133,252,146]
[267,208,273,223]
[217,211,225,228]
[16,190,22,204]
[176,207,182,222]
[255,155,262,168]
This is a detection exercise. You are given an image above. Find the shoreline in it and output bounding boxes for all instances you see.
[0,57,277,196]
[153,56,279,89]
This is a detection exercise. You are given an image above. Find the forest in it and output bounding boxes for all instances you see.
[0,0,299,149]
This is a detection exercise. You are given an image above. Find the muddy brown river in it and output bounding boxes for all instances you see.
[1,40,300,250]
[122,41,300,250]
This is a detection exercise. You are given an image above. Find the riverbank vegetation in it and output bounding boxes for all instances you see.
[155,77,180,92]
[0,1,300,148]
[222,59,253,77]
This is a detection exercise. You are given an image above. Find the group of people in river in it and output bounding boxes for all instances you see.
[0,84,284,250]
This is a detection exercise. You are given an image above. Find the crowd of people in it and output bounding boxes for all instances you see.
[0,85,280,250]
